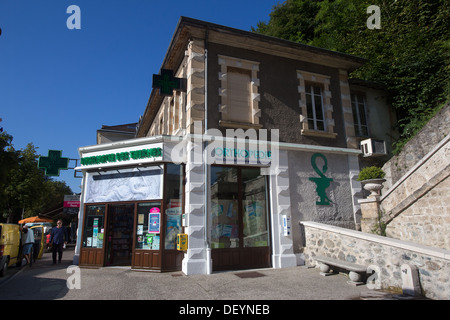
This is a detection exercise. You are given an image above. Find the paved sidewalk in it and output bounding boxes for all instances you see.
[0,246,374,300]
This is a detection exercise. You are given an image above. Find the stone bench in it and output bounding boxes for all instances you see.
[313,255,368,286]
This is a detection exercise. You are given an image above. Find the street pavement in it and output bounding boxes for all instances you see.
[0,245,374,301]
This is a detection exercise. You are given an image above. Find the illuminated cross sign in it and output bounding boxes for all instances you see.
[152,69,186,96]
[38,150,69,177]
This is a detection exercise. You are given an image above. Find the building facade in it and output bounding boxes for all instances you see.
[74,17,396,274]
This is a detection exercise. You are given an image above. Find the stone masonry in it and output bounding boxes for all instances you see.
[301,221,450,300]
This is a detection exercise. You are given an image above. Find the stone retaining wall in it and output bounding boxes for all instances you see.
[383,103,449,189]
[380,135,450,249]
[300,221,450,300]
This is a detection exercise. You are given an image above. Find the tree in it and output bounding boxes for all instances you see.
[0,132,73,223]
[253,0,450,153]
[252,0,322,44]
[0,124,20,220]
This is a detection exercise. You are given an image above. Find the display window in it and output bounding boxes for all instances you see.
[211,167,239,249]
[135,202,161,250]
[164,163,184,250]
[210,166,269,249]
[241,168,268,248]
[82,205,106,249]
[80,163,185,270]
[210,165,271,271]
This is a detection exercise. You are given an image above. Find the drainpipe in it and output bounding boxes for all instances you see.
[203,28,212,274]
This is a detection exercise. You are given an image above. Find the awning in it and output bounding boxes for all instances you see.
[18,216,54,224]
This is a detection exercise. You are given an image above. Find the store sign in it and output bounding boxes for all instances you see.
[213,147,272,165]
[38,150,69,177]
[63,195,80,214]
[79,143,163,169]
[152,69,187,96]
[81,147,162,166]
[64,195,80,208]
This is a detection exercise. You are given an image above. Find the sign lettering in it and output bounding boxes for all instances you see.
[80,147,162,166]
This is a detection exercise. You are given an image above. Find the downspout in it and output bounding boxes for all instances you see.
[203,27,212,274]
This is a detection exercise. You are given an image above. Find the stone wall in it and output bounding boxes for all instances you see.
[300,221,450,300]
[380,134,450,249]
[383,102,449,189]
[385,174,450,249]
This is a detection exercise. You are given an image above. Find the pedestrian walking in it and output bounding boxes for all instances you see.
[50,220,67,264]
[22,226,35,266]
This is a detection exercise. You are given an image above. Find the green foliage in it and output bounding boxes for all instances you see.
[357,166,386,181]
[252,0,321,43]
[253,0,450,153]
[0,128,73,223]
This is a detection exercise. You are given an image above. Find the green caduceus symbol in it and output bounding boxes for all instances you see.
[309,153,333,205]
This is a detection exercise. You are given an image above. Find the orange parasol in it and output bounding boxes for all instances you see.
[18,216,54,224]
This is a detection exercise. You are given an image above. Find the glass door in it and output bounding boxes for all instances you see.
[211,166,270,271]
[106,204,135,266]
[80,205,106,267]
[210,166,240,249]
[132,202,162,270]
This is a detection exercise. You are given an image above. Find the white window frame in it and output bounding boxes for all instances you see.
[297,70,336,138]
[305,83,326,131]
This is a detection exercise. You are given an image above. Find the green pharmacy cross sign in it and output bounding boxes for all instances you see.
[38,150,69,177]
[152,69,186,96]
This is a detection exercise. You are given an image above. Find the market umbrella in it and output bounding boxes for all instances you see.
[18,216,53,224]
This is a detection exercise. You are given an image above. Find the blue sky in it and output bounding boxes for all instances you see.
[0,0,280,193]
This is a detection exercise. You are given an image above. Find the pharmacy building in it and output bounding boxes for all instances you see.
[74,17,396,275]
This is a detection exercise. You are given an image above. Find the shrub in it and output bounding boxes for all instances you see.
[357,166,386,181]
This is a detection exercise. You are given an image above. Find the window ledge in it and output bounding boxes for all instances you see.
[301,129,337,139]
[219,120,263,130]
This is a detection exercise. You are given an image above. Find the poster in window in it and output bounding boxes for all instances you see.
[149,208,160,233]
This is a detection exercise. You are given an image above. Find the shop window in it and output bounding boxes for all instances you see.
[351,93,369,137]
[164,163,184,250]
[242,168,268,248]
[135,202,161,250]
[211,166,239,249]
[82,205,105,248]
[210,166,268,249]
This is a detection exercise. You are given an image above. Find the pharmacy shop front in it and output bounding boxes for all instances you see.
[74,136,297,274]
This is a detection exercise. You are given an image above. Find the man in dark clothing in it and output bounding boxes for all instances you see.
[50,220,67,264]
